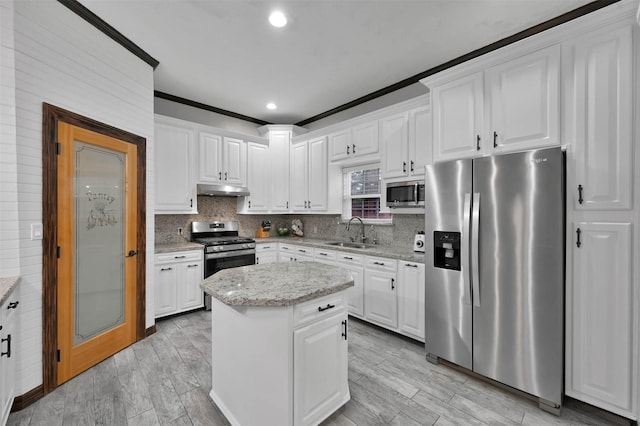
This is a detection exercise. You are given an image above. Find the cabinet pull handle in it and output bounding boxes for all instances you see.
[161,267,173,271]
[373,261,385,266]
[224,172,228,180]
[299,249,306,253]
[352,144,356,154]
[493,131,498,148]
[286,201,289,209]
[405,263,419,268]
[342,320,347,340]
[187,264,199,268]
[578,185,584,204]
[219,172,222,180]
[263,246,271,249]
[7,301,19,309]
[410,160,414,172]
[318,303,335,312]
[190,198,193,208]
[403,161,406,173]
[1,334,11,358]
[319,252,328,256]
[391,278,395,290]
[248,200,251,208]
[256,257,259,264]
[576,228,582,248]
[174,255,186,259]
[476,135,481,151]
[304,201,308,208]
[308,200,311,209]
[346,145,350,155]
[282,246,289,250]
[343,256,353,260]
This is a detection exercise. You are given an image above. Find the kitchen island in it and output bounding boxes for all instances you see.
[201,262,354,426]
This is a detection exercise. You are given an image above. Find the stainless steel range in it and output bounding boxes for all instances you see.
[191,220,256,309]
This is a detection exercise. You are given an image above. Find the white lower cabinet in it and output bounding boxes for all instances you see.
[294,310,349,426]
[279,243,313,262]
[397,261,425,341]
[1,285,19,426]
[256,243,278,264]
[567,222,634,416]
[335,253,364,318]
[363,256,398,329]
[154,250,204,318]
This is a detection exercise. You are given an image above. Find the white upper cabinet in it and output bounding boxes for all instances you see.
[428,45,560,162]
[269,130,291,212]
[485,44,560,152]
[155,121,197,214]
[244,142,270,212]
[290,137,328,212]
[198,132,247,185]
[329,120,379,163]
[566,25,633,211]
[382,105,431,179]
[431,72,484,161]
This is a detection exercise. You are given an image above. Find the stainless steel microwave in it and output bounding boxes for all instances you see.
[386,180,425,208]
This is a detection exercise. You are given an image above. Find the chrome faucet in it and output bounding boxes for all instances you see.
[347,216,366,243]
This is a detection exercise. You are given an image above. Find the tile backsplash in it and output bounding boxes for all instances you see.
[155,196,424,252]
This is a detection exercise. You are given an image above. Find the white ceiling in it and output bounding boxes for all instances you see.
[79,0,593,124]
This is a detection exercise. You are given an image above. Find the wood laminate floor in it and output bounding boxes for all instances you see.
[8,310,631,426]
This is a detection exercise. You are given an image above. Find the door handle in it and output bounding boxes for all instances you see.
[462,193,471,305]
[126,250,138,258]
[471,193,480,307]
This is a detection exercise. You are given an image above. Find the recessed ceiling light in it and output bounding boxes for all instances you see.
[266,103,277,110]
[269,11,287,28]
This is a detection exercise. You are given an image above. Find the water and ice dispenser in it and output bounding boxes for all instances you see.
[433,231,461,271]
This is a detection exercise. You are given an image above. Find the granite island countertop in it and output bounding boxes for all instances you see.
[0,276,20,306]
[155,241,204,254]
[201,262,354,307]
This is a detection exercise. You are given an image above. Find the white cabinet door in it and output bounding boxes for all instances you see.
[397,262,425,341]
[568,222,633,415]
[381,112,409,179]
[409,105,431,173]
[270,131,291,212]
[0,290,18,426]
[432,72,484,162]
[308,137,328,211]
[568,25,633,211]
[198,132,223,183]
[256,252,278,264]
[155,264,178,317]
[179,262,203,311]
[351,120,379,158]
[293,312,348,426]
[245,142,270,212]
[290,142,308,211]
[486,45,560,152]
[223,137,246,184]
[155,123,196,213]
[328,129,351,162]
[364,269,398,329]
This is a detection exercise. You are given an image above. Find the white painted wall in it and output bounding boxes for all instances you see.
[6,0,155,396]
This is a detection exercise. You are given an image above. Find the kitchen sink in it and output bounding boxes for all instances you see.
[325,241,375,249]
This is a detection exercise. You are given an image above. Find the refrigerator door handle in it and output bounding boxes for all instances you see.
[471,192,481,307]
[462,193,472,306]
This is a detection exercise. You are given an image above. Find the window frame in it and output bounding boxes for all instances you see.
[341,163,392,225]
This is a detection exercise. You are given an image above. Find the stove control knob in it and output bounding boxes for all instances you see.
[243,244,249,248]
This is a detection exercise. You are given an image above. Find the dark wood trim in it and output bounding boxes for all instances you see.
[145,325,157,338]
[154,91,271,126]
[56,0,159,69]
[294,0,620,126]
[42,103,147,396]
[11,385,44,412]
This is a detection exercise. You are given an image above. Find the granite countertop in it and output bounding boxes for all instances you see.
[155,242,204,254]
[0,276,20,306]
[255,236,426,264]
[201,262,354,307]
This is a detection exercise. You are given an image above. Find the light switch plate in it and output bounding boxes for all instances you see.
[31,223,43,240]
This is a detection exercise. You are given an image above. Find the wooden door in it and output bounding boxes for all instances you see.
[56,122,138,384]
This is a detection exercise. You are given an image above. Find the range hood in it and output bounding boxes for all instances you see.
[197,183,250,197]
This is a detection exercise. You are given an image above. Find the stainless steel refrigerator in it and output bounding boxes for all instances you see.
[424,147,564,412]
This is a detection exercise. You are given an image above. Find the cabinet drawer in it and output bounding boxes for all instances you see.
[256,243,277,253]
[156,250,202,264]
[313,248,337,262]
[335,252,363,266]
[294,291,347,328]
[365,256,397,272]
[279,243,296,252]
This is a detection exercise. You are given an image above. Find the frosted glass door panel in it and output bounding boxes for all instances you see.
[74,141,126,344]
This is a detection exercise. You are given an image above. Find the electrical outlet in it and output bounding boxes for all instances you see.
[178,228,183,235]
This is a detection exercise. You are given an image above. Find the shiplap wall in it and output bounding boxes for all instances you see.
[8,0,155,395]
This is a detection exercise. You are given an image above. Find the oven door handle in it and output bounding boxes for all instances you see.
[205,248,256,260]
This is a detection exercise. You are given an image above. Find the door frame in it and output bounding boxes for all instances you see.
[42,103,147,393]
